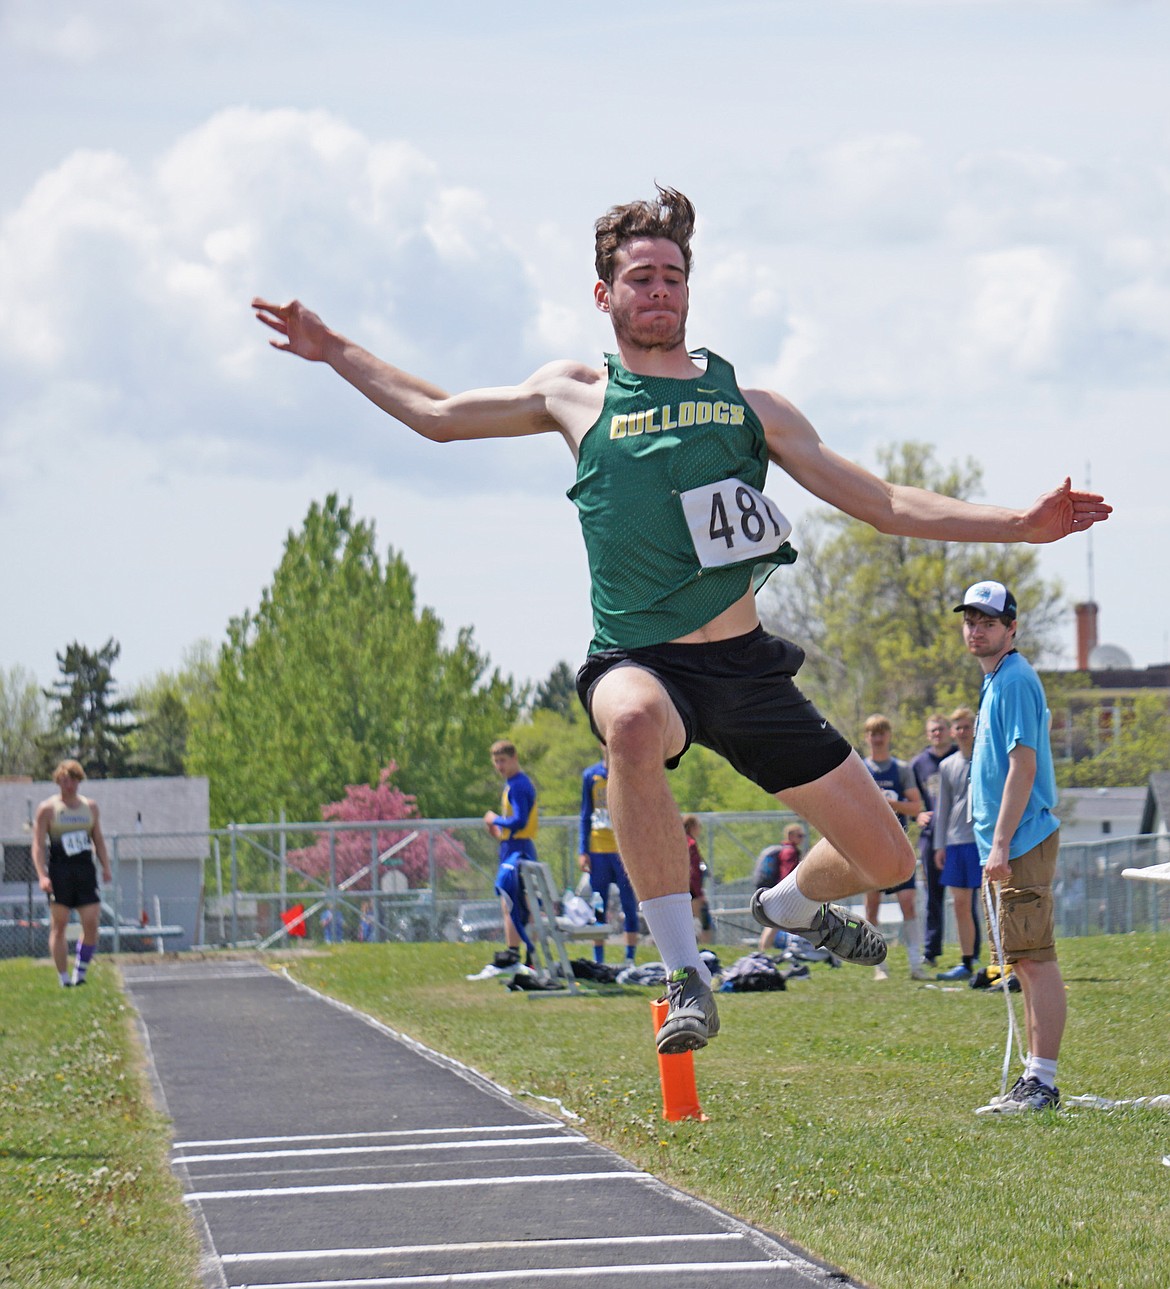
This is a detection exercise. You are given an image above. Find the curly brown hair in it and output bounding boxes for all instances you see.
[594,185,696,285]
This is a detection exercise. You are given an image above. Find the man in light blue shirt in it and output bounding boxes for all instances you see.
[958,580,1064,1113]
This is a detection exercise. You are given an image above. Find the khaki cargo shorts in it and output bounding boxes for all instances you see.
[985,830,1060,964]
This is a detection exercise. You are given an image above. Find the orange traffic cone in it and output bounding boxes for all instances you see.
[650,997,708,1121]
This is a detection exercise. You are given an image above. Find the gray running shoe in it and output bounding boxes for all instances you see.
[987,1076,1060,1114]
[656,966,720,1054]
[750,890,887,966]
[986,1074,1028,1107]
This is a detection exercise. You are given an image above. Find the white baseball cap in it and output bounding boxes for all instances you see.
[953,580,1018,619]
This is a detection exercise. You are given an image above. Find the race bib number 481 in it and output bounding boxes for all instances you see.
[680,478,792,569]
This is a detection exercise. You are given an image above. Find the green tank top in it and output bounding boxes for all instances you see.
[568,350,797,652]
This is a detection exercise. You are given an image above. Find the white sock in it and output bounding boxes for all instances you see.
[1027,1056,1059,1089]
[902,916,922,968]
[639,893,710,984]
[758,871,822,929]
[58,970,71,986]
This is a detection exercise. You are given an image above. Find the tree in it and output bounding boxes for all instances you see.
[129,641,219,777]
[1057,692,1170,788]
[533,661,577,718]
[287,763,467,889]
[505,707,602,816]
[186,495,520,826]
[759,442,1066,753]
[39,639,136,778]
[0,665,49,776]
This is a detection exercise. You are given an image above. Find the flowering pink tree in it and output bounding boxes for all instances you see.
[288,763,467,889]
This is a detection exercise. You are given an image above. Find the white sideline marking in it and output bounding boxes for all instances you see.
[233,1262,792,1288]
[174,1124,558,1150]
[179,1134,575,1163]
[185,1170,648,1202]
[221,1233,746,1265]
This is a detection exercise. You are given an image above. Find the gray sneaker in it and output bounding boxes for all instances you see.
[987,1074,1028,1107]
[988,1076,1060,1114]
[750,890,887,966]
[656,966,720,1054]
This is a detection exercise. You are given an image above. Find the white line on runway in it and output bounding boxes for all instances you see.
[124,967,271,984]
[185,1148,596,1185]
[175,1125,562,1150]
[230,1261,795,1288]
[178,1135,576,1163]
[185,1169,649,1202]
[221,1232,746,1265]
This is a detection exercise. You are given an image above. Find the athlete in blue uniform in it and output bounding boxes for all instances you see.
[484,739,539,966]
[579,751,639,964]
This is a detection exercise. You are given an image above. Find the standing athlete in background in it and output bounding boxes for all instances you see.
[255,184,1110,1056]
[32,761,112,987]
[861,715,928,981]
[911,713,958,968]
[579,750,640,966]
[484,740,539,969]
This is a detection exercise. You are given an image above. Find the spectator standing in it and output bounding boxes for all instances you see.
[31,760,112,987]
[932,707,982,979]
[578,750,639,965]
[862,715,928,981]
[753,824,805,951]
[683,815,713,944]
[958,581,1064,1112]
[911,713,957,967]
[484,740,539,968]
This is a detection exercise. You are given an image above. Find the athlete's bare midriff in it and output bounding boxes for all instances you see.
[669,589,760,644]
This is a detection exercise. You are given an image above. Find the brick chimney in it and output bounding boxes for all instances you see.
[1074,601,1099,670]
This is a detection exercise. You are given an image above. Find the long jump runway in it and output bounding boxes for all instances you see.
[122,960,854,1289]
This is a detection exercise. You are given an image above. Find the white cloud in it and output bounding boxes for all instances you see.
[0,107,544,491]
[0,0,242,64]
[3,1,1169,686]
[959,246,1082,377]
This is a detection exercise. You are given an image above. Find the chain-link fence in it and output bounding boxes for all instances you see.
[1053,832,1170,938]
[4,815,1167,958]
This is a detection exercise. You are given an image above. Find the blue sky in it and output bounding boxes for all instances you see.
[2,0,1167,698]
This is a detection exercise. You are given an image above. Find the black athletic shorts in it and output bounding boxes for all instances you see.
[48,858,100,909]
[576,626,852,795]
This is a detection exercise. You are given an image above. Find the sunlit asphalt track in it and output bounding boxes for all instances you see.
[122,959,858,1289]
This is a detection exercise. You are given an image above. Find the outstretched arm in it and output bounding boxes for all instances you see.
[750,389,1111,543]
[31,804,52,895]
[90,804,113,883]
[252,297,585,445]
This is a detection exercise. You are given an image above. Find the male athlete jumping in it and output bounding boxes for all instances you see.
[254,186,1109,1054]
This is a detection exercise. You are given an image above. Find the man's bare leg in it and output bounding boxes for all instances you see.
[500,900,522,952]
[1014,958,1066,1062]
[952,887,977,957]
[751,755,914,965]
[48,903,70,980]
[778,753,917,897]
[589,666,718,1053]
[590,667,689,901]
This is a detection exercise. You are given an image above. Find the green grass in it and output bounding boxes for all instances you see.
[0,960,201,1289]
[2,939,1165,1288]
[287,936,1170,1289]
